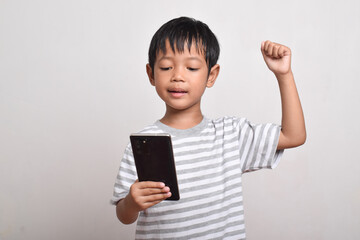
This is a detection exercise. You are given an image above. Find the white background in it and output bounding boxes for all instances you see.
[1,0,359,239]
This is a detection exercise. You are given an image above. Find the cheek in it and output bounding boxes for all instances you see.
[197,70,210,80]
[154,72,171,83]
[154,81,167,95]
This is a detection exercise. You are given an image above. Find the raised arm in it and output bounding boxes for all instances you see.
[261,40,306,149]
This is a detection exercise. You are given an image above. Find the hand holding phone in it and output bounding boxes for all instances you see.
[125,180,171,212]
[130,133,180,201]
[117,180,171,223]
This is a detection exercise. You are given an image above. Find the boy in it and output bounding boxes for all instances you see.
[111,17,306,239]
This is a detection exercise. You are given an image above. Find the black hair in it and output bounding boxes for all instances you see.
[148,17,220,73]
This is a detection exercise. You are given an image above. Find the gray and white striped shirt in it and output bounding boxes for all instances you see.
[111,116,283,239]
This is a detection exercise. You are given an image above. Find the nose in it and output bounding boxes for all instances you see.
[171,67,185,82]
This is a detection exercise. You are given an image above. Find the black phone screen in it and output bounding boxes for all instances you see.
[130,134,180,200]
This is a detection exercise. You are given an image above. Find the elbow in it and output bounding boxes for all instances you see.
[296,134,306,147]
[299,129,307,146]
[119,218,136,225]
[291,132,307,148]
[279,131,306,149]
[117,212,137,225]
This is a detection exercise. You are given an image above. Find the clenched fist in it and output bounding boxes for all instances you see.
[261,40,292,76]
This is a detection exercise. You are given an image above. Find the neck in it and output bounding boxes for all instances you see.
[160,106,204,130]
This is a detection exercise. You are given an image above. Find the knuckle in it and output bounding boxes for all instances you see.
[148,195,158,202]
[147,189,156,195]
[130,185,137,194]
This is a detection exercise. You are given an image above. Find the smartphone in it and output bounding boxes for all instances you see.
[130,133,180,200]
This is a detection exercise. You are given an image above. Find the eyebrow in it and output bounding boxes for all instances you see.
[158,56,203,62]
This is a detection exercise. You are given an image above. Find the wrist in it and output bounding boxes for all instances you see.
[124,193,140,213]
[275,70,293,83]
[274,69,293,78]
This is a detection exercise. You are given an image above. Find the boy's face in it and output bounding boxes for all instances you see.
[146,40,219,113]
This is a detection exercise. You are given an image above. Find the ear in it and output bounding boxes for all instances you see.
[206,64,220,88]
[146,64,155,86]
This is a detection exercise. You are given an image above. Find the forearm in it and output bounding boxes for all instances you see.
[116,196,139,225]
[276,71,306,149]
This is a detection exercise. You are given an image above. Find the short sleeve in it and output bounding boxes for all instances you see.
[110,144,137,205]
[238,119,284,173]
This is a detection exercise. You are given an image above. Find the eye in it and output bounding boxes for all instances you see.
[187,67,199,71]
[160,67,172,71]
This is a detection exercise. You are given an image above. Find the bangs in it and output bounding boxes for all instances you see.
[157,31,206,56]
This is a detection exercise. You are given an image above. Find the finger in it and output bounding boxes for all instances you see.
[273,43,290,57]
[281,46,291,56]
[143,186,170,195]
[130,181,165,198]
[135,193,169,211]
[142,196,170,209]
[137,181,166,189]
[143,192,172,204]
[267,43,274,57]
[275,45,282,58]
[264,40,271,52]
[261,41,267,59]
[272,45,280,58]
[161,186,170,193]
[133,189,171,204]
[261,41,265,52]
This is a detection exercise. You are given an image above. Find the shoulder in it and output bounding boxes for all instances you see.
[136,122,164,134]
[206,116,249,129]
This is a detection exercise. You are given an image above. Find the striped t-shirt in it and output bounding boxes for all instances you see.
[111,116,283,240]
